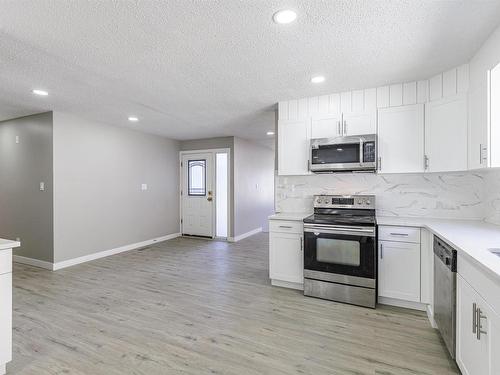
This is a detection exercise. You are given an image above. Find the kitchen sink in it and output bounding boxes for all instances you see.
[488,248,500,257]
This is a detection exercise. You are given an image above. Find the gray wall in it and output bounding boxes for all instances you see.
[53,112,180,262]
[0,112,54,262]
[180,136,236,237]
[234,137,274,235]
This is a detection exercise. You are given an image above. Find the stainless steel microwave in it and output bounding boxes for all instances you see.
[310,134,377,173]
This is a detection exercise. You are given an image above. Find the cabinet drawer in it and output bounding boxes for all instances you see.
[269,220,303,234]
[378,226,420,243]
[0,250,12,275]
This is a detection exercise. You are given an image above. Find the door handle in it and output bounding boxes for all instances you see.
[476,307,487,340]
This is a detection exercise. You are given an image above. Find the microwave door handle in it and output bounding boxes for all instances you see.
[359,139,364,164]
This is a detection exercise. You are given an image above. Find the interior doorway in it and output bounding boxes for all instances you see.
[180,149,230,239]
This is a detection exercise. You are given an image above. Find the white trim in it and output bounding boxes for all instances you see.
[227,227,262,242]
[0,363,6,375]
[271,279,304,290]
[378,296,427,311]
[13,255,53,270]
[179,148,231,239]
[426,304,438,328]
[14,233,181,271]
[53,233,181,270]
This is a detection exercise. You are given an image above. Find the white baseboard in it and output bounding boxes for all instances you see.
[13,255,53,270]
[53,233,181,270]
[271,279,304,291]
[378,296,427,311]
[227,227,262,242]
[14,233,180,271]
[426,304,438,328]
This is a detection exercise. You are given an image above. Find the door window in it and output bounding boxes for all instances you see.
[188,159,206,196]
[316,238,360,266]
[312,143,360,164]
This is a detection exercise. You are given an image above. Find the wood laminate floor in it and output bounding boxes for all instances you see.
[10,233,458,375]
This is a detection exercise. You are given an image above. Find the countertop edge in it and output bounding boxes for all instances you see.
[0,239,21,250]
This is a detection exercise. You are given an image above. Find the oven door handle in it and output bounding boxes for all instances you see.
[304,225,375,237]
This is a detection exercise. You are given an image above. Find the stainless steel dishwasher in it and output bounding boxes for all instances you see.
[433,236,457,359]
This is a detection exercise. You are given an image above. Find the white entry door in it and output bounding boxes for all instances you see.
[181,152,214,237]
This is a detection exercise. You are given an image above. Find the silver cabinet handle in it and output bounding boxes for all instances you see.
[380,243,383,259]
[279,225,292,229]
[378,157,382,171]
[390,233,409,236]
[343,120,347,135]
[424,155,429,170]
[477,307,487,340]
[300,236,303,251]
[473,303,477,334]
[480,144,487,165]
[337,121,341,135]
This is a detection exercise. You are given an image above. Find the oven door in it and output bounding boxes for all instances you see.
[303,224,376,279]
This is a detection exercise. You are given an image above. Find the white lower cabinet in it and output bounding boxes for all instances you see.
[378,240,421,302]
[456,274,500,375]
[0,272,12,373]
[269,219,303,288]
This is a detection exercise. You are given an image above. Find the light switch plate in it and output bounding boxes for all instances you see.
[141,183,148,191]
[39,182,45,191]
[15,135,20,144]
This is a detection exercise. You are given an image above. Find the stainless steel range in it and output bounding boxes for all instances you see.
[303,195,377,308]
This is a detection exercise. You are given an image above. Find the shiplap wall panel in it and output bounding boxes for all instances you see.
[365,88,377,110]
[457,64,469,93]
[417,80,429,103]
[443,69,457,97]
[308,96,319,116]
[318,95,329,114]
[403,82,417,105]
[352,90,364,112]
[429,75,443,101]
[278,101,288,120]
[329,94,341,114]
[389,84,403,107]
[377,86,390,108]
[278,64,469,117]
[288,99,298,120]
[341,91,352,113]
[298,98,308,119]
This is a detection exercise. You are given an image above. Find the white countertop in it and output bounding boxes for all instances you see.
[269,212,312,221]
[378,216,500,283]
[0,238,20,250]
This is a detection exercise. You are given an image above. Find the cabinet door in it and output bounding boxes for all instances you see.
[342,110,376,136]
[378,104,425,173]
[456,275,488,375]
[311,114,341,139]
[378,241,420,302]
[269,232,303,284]
[0,273,12,365]
[425,94,468,172]
[278,119,310,175]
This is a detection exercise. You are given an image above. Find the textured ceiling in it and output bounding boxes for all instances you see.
[1,1,500,143]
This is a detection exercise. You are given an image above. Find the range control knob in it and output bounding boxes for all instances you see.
[365,200,371,205]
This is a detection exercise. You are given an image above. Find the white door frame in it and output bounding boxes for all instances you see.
[179,148,231,239]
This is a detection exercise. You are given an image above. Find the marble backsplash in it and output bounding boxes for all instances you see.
[275,170,498,221]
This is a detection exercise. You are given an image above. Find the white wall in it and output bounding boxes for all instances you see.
[53,112,180,262]
[234,137,274,235]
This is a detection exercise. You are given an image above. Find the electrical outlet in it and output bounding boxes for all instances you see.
[141,183,148,191]
[39,182,45,191]
[15,135,20,144]
[15,237,20,242]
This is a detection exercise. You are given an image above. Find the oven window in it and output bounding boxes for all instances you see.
[316,238,360,266]
[312,143,360,164]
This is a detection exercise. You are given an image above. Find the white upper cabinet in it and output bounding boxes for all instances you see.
[278,119,310,175]
[378,104,425,173]
[311,114,342,139]
[425,94,468,172]
[489,62,500,167]
[342,111,376,136]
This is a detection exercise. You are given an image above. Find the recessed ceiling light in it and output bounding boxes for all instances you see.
[128,116,139,122]
[267,131,275,136]
[32,89,48,96]
[311,76,325,83]
[273,9,297,24]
